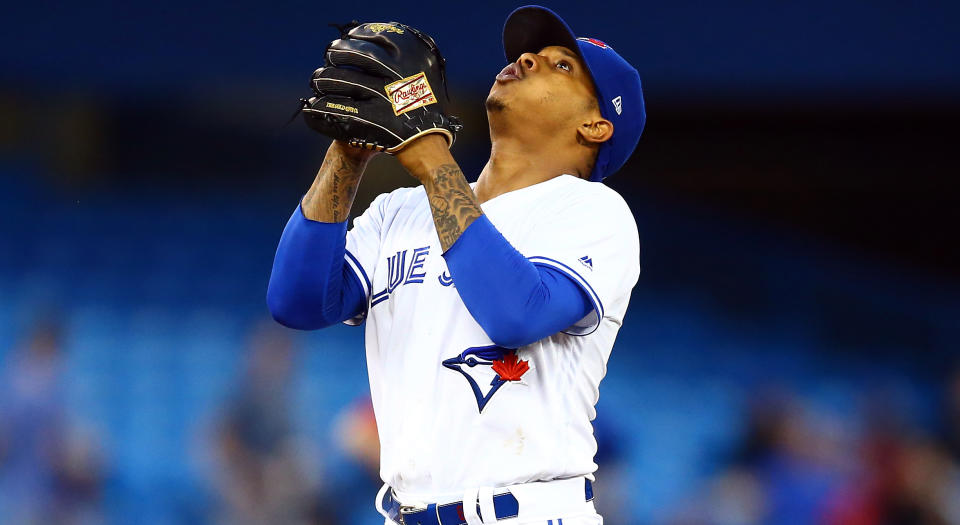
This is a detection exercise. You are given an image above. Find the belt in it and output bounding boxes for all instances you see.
[380,479,594,525]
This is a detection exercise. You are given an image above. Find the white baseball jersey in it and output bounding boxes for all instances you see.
[342,174,640,502]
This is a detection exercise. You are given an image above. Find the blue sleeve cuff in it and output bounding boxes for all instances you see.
[528,257,604,336]
[266,203,367,330]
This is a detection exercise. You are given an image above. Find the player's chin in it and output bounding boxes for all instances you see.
[485,92,509,113]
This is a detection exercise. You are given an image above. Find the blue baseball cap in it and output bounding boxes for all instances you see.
[503,5,646,181]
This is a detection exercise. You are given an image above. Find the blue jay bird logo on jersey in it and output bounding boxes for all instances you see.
[442,346,530,413]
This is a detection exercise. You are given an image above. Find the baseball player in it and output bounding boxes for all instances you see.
[267,5,644,525]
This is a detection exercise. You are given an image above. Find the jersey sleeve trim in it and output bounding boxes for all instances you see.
[342,259,368,327]
[342,249,370,326]
[344,249,371,297]
[528,256,604,336]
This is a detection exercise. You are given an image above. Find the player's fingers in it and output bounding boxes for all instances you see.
[326,39,403,80]
[301,94,402,150]
[311,67,391,103]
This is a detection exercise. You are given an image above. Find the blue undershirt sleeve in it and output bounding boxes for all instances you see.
[266,204,367,330]
[442,214,595,349]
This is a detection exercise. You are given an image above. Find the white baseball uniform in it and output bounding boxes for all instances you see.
[342,174,640,521]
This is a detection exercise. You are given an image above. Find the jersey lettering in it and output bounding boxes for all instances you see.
[438,271,455,287]
[372,246,432,307]
[404,246,430,284]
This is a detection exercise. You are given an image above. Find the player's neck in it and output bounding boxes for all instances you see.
[475,139,575,203]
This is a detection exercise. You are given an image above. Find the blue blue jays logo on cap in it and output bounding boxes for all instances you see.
[442,345,530,413]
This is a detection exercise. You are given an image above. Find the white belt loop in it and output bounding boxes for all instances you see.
[477,486,497,524]
[375,483,397,524]
[507,476,592,522]
[462,487,482,525]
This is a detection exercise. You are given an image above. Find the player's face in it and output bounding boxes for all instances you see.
[487,46,599,129]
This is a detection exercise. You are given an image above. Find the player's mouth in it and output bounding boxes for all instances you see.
[496,63,522,83]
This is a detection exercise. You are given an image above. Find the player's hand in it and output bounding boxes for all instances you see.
[298,22,463,154]
[394,134,455,183]
[331,139,379,163]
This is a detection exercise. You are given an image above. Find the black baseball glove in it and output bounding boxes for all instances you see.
[299,22,462,153]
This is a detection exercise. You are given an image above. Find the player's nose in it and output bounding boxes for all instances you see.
[517,52,539,75]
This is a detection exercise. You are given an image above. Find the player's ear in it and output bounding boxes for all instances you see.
[577,117,614,145]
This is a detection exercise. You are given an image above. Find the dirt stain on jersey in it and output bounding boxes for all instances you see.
[505,427,526,455]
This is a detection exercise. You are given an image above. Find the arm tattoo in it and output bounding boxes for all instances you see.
[301,149,366,222]
[422,163,483,252]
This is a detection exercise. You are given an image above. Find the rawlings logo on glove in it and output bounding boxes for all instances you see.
[297,21,462,153]
[386,72,437,115]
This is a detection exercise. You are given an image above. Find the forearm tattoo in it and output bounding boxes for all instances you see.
[423,163,483,252]
[301,150,366,222]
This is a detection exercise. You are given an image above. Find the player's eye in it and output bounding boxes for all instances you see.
[556,60,572,73]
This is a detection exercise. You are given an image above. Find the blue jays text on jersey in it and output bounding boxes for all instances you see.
[371,246,431,307]
[368,244,591,306]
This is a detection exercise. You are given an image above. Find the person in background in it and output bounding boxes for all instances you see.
[331,395,386,525]
[0,315,105,525]
[209,321,333,525]
[590,406,631,524]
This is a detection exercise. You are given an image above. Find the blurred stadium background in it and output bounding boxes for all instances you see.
[2,1,958,524]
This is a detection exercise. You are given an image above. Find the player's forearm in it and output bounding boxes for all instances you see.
[396,135,483,252]
[422,163,484,252]
[301,141,374,223]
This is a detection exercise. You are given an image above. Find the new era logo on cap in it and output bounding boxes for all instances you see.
[611,96,622,115]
